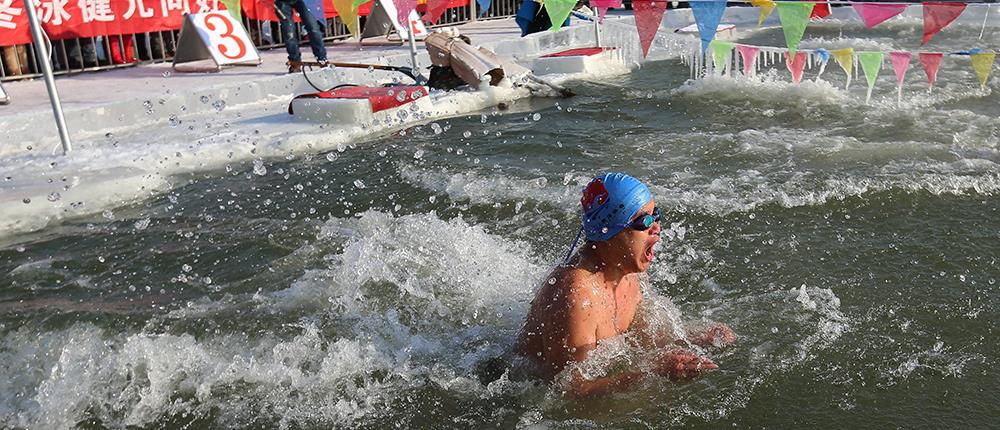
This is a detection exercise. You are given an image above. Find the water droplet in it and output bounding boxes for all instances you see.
[182,264,192,272]
[462,131,472,138]
[212,100,226,112]
[326,152,339,162]
[21,198,30,204]
[134,218,151,230]
[105,132,114,139]
[532,112,542,121]
[548,277,556,285]
[428,195,436,203]
[168,115,180,127]
[200,95,210,103]
[253,160,267,176]
[396,91,407,102]
[413,150,424,159]
[47,192,60,202]
[102,210,115,220]
[162,70,171,77]
[354,179,367,189]
[142,100,152,108]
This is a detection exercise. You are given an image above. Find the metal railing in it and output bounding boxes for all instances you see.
[0,0,521,82]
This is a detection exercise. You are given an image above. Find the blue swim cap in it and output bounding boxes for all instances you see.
[580,172,652,242]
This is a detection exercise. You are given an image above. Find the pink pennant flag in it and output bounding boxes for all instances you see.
[395,0,417,27]
[590,0,622,22]
[422,0,451,24]
[634,0,668,58]
[923,2,967,45]
[738,45,760,76]
[890,51,912,87]
[785,51,808,84]
[919,52,944,90]
[852,3,907,28]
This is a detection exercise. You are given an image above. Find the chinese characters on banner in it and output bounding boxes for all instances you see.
[0,0,232,45]
[0,0,464,46]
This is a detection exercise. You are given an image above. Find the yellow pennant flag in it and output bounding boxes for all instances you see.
[970,53,996,90]
[332,0,361,38]
[752,0,776,27]
[831,47,854,90]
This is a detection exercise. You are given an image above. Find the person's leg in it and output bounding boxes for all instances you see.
[275,0,301,62]
[290,0,327,62]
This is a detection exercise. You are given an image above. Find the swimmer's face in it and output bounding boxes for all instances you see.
[607,200,661,273]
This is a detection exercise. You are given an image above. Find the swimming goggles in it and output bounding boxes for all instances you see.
[621,207,660,231]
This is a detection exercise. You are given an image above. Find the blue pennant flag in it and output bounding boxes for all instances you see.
[814,48,830,64]
[691,0,727,53]
[477,0,492,16]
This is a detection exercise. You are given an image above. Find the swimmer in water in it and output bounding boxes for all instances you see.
[517,172,736,397]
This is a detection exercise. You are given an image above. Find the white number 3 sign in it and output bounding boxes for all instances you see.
[173,12,261,71]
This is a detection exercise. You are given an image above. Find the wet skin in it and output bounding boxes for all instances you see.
[518,199,736,397]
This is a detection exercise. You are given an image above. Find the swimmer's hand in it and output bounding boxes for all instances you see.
[654,351,718,380]
[691,324,737,349]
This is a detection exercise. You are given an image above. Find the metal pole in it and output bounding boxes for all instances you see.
[23,0,72,154]
[469,0,477,22]
[407,18,419,79]
[594,14,602,47]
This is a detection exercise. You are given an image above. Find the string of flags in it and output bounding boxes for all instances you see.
[693,39,996,103]
[629,1,993,59]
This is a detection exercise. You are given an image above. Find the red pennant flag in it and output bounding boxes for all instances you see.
[422,0,451,23]
[785,51,808,84]
[811,2,831,19]
[634,0,668,58]
[922,2,966,45]
[919,52,944,90]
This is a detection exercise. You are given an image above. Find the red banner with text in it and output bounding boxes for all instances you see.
[0,0,468,46]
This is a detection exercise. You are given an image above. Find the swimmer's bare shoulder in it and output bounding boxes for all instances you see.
[518,266,600,378]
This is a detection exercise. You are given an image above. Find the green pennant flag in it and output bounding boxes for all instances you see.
[220,0,241,21]
[859,51,883,104]
[777,2,814,56]
[710,40,734,74]
[545,0,577,31]
[352,0,370,10]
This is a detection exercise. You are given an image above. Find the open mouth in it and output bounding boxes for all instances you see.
[643,239,657,262]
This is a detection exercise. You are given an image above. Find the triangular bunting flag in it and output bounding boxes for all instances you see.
[691,0,728,53]
[331,0,360,36]
[923,2,967,45]
[811,2,831,19]
[890,51,912,103]
[777,2,815,56]
[393,0,417,26]
[815,47,830,80]
[219,0,241,21]
[859,51,883,103]
[711,40,735,74]
[634,0,667,58]
[890,51,912,87]
[421,0,451,24]
[477,0,492,17]
[352,0,369,9]
[544,0,577,31]
[831,47,854,89]
[970,52,996,89]
[852,3,907,28]
[752,0,776,27]
[738,44,760,76]
[919,52,944,90]
[785,51,808,84]
[590,0,622,22]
